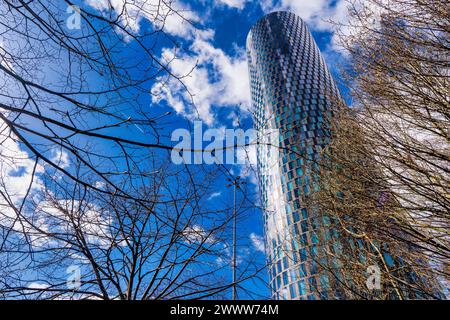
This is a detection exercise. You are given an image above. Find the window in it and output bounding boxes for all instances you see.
[282,272,288,286]
[298,280,307,296]
[301,208,308,219]
[309,261,318,275]
[299,263,307,277]
[309,276,317,290]
[320,275,330,290]
[383,252,395,267]
[290,284,297,298]
[299,248,307,261]
[290,269,297,282]
[287,181,294,191]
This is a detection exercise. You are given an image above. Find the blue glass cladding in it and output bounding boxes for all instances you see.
[246,11,342,299]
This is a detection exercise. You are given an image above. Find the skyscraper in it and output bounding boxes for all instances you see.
[247,11,341,300]
[247,11,443,300]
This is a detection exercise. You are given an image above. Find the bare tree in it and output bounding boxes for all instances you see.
[0,155,266,299]
[0,0,201,204]
[298,0,449,299]
[0,1,267,299]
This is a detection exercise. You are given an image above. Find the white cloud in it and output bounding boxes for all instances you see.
[235,141,258,186]
[0,120,44,226]
[28,282,50,289]
[250,232,265,253]
[51,149,70,169]
[259,1,382,54]
[282,0,330,24]
[86,0,201,39]
[215,244,250,266]
[208,191,222,200]
[215,0,248,10]
[151,32,251,125]
[182,224,215,244]
[260,0,349,34]
[32,198,113,248]
[94,181,106,189]
[0,114,117,250]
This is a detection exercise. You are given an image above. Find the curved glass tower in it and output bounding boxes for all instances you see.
[247,11,445,301]
[247,11,342,300]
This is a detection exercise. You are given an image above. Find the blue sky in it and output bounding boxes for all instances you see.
[3,0,447,300]
[109,0,350,298]
[0,0,352,298]
[82,0,350,126]
[79,0,352,298]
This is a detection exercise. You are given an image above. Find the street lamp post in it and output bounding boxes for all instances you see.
[226,175,246,300]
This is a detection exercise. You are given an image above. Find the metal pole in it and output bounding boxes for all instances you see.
[232,180,237,300]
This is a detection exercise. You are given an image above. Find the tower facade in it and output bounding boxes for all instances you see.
[247,11,342,300]
[247,11,445,301]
